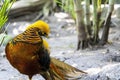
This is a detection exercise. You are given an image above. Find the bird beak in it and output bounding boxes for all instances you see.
[43,33,49,38]
[46,35,49,38]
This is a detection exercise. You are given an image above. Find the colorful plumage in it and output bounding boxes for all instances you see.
[5,20,86,80]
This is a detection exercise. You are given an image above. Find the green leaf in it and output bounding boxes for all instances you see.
[0,0,16,46]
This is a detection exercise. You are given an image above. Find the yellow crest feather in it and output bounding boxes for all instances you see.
[26,20,50,35]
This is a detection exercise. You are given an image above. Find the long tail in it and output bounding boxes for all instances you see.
[47,57,87,80]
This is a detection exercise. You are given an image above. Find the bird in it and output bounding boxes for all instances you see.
[5,20,86,80]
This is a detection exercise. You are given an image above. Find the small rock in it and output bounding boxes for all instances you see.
[1,69,7,71]
[112,56,120,62]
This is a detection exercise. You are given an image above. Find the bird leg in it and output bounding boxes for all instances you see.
[40,71,52,80]
[28,75,32,80]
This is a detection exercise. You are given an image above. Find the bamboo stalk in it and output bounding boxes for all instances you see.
[92,0,99,43]
[73,0,87,49]
[74,0,85,40]
[84,0,91,36]
[100,0,114,45]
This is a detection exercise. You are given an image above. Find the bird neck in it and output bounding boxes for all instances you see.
[12,28,43,44]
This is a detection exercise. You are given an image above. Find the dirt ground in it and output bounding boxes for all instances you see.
[0,12,120,80]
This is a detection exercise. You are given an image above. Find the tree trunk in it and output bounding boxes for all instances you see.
[92,0,99,44]
[100,0,114,45]
[73,0,88,50]
[84,0,91,37]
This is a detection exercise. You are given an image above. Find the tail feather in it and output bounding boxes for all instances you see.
[48,57,87,80]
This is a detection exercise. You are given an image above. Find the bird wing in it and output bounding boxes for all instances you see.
[36,46,50,72]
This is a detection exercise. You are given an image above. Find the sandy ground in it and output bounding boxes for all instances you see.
[0,12,120,80]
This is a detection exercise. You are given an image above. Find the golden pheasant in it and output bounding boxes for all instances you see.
[5,20,86,80]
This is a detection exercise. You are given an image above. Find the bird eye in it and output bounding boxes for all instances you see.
[43,33,47,36]
[37,31,47,37]
[37,31,43,35]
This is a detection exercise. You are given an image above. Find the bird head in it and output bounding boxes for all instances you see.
[26,20,50,37]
